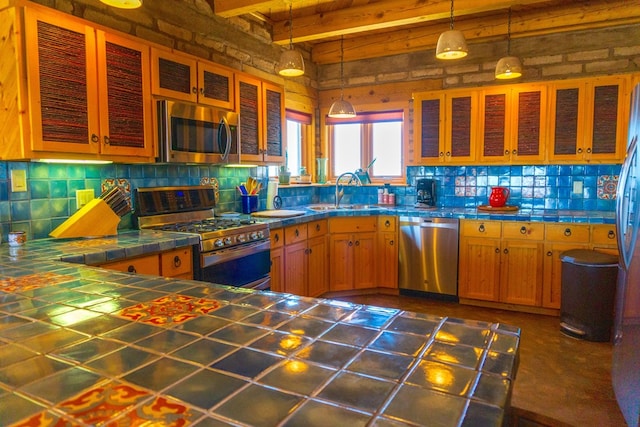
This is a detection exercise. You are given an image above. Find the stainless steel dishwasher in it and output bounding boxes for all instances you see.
[398,216,459,300]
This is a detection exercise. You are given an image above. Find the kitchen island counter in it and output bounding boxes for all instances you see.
[0,237,520,426]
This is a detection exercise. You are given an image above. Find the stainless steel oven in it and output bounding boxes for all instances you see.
[157,100,239,164]
[135,186,271,290]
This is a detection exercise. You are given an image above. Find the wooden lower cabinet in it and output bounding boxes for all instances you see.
[459,220,543,307]
[329,217,377,291]
[99,246,193,279]
[461,220,618,311]
[377,216,399,288]
[275,220,328,297]
[269,228,285,293]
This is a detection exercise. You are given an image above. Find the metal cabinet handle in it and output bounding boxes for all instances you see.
[504,248,509,254]
[495,248,500,253]
[348,241,353,247]
[385,220,391,228]
[127,265,136,273]
[295,229,299,237]
[547,251,553,256]
[586,148,592,154]
[446,151,451,157]
[520,226,527,234]
[564,228,572,237]
[504,149,510,156]
[91,134,99,143]
[200,87,204,95]
[390,240,394,246]
[274,233,280,242]
[355,241,360,246]
[104,135,110,145]
[439,151,444,157]
[608,230,616,239]
[173,256,181,268]
[512,149,517,155]
[479,224,485,233]
[309,248,312,254]
[192,87,198,94]
[316,224,320,231]
[577,148,583,154]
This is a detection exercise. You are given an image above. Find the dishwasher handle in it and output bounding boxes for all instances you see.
[419,220,458,230]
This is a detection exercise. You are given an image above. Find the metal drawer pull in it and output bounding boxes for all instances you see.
[547,251,553,256]
[520,226,527,234]
[355,241,360,246]
[495,248,500,253]
[91,134,99,143]
[564,228,572,236]
[127,265,136,273]
[274,234,279,242]
[608,230,616,239]
[295,229,299,237]
[316,224,320,231]
[385,220,391,228]
[504,248,509,254]
[174,256,181,268]
[479,224,485,232]
[390,240,394,246]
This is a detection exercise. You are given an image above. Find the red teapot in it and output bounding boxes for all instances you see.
[489,186,510,207]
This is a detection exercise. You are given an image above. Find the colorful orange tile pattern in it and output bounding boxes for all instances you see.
[11,383,194,427]
[116,294,221,325]
[0,272,76,293]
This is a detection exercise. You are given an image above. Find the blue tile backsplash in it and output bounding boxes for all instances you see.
[0,162,620,241]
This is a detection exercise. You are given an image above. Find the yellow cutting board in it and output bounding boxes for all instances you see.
[251,210,307,218]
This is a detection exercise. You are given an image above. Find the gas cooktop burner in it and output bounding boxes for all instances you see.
[154,218,257,233]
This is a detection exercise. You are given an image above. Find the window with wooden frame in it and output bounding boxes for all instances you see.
[327,110,404,183]
[269,109,313,178]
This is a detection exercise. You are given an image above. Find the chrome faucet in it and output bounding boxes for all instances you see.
[335,172,362,208]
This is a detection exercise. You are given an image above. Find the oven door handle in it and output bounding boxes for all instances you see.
[201,239,270,268]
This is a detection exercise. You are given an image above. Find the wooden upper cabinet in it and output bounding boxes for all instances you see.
[412,91,476,164]
[151,48,234,110]
[236,74,285,164]
[478,84,546,164]
[16,6,153,160]
[548,76,628,163]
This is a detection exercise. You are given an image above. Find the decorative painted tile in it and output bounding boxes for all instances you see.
[0,272,76,293]
[200,177,220,203]
[597,175,618,199]
[10,383,196,427]
[116,294,221,326]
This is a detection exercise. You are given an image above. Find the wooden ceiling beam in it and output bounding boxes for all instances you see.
[213,0,281,18]
[311,0,640,64]
[271,0,553,44]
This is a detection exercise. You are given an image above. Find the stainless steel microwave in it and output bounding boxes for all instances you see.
[157,100,239,164]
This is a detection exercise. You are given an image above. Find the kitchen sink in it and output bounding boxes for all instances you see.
[307,204,375,211]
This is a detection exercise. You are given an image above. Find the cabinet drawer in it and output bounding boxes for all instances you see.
[285,224,308,244]
[461,220,501,238]
[329,217,377,233]
[270,228,284,249]
[161,247,193,278]
[378,216,397,231]
[591,225,618,246]
[502,222,544,240]
[308,220,328,238]
[545,224,590,243]
[100,254,160,275]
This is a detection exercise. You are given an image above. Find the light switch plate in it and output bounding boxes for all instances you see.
[76,189,95,210]
[10,169,27,192]
[572,181,583,194]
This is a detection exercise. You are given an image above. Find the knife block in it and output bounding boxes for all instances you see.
[49,198,120,238]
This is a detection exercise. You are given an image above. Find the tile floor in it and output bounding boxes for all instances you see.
[336,294,627,427]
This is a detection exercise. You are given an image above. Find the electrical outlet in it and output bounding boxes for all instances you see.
[10,169,27,192]
[572,181,583,194]
[76,189,95,210]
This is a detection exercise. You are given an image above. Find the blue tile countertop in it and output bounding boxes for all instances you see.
[251,205,616,229]
[0,233,520,426]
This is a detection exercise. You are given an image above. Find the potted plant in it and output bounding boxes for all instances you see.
[278,165,291,185]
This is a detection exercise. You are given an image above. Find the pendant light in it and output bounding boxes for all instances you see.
[328,36,356,118]
[435,0,468,60]
[99,0,142,9]
[495,8,523,80]
[276,4,305,77]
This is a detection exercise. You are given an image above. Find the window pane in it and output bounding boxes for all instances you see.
[372,121,402,176]
[333,123,361,175]
[287,120,302,175]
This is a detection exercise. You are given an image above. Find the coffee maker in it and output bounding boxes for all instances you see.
[416,178,436,208]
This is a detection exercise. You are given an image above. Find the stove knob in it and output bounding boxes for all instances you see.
[257,231,264,239]
[214,239,224,247]
[224,237,232,245]
[237,234,247,243]
[250,232,258,240]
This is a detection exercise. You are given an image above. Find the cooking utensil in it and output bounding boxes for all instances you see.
[99,187,131,217]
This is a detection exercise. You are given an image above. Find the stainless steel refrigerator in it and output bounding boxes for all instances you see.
[613,82,640,427]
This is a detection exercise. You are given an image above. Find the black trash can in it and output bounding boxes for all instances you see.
[559,249,618,342]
